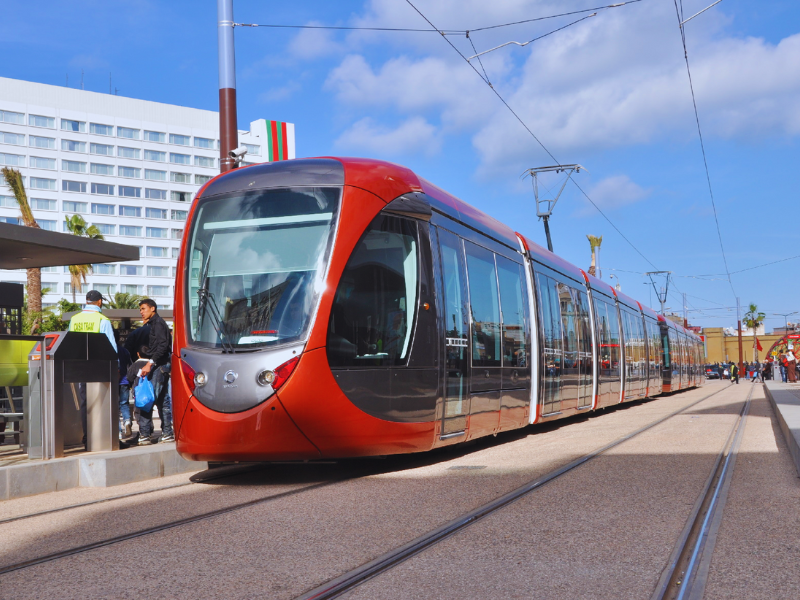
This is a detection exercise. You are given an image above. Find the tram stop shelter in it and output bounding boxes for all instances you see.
[0,221,138,456]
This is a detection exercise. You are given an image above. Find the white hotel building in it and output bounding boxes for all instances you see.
[0,77,295,309]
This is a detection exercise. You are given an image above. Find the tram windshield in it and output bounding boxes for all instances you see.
[186,186,341,349]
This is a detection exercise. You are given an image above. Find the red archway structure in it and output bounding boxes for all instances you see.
[764,334,800,359]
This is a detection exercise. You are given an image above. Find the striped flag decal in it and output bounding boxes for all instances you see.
[266,120,289,161]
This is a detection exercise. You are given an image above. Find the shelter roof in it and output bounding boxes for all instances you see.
[0,222,138,269]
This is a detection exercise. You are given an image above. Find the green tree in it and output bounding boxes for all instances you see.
[63,214,104,303]
[106,292,146,309]
[21,295,80,334]
[2,167,42,334]
[743,303,766,362]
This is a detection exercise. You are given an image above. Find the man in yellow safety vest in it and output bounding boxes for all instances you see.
[68,290,117,446]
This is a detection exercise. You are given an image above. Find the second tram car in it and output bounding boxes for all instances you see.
[172,158,704,461]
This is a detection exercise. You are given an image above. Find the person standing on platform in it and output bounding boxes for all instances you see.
[68,290,117,446]
[136,299,173,444]
[730,362,739,384]
[114,329,133,440]
[787,349,797,383]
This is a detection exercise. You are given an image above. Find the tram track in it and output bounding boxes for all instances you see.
[0,478,339,576]
[297,383,736,600]
[652,382,754,600]
[0,384,734,584]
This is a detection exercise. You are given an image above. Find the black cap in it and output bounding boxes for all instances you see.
[85,290,103,302]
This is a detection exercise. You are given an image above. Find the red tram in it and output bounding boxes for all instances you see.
[172,158,704,461]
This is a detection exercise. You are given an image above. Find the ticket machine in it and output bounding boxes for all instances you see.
[26,332,118,458]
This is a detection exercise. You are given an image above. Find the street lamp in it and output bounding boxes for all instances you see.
[609,274,621,291]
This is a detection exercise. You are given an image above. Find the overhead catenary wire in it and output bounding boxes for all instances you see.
[672,0,736,299]
[467,13,598,61]
[404,0,662,273]
[231,1,647,35]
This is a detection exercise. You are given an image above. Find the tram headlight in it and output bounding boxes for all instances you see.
[257,369,276,387]
[194,372,208,387]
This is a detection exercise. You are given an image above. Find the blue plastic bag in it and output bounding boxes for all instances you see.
[134,376,156,412]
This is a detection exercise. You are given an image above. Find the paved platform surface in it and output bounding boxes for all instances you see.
[0,442,205,501]
[0,382,797,600]
[763,380,800,476]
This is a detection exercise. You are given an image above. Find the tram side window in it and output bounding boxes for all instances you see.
[595,301,610,374]
[605,302,621,377]
[559,283,579,376]
[327,215,419,367]
[465,242,501,367]
[536,272,562,407]
[496,256,528,368]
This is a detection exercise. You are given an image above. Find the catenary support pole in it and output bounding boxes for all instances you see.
[737,297,743,375]
[683,292,688,328]
[218,0,238,173]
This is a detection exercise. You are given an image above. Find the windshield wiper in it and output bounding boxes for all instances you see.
[197,274,236,354]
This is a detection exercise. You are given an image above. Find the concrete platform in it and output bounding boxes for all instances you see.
[0,443,206,501]
[763,380,800,477]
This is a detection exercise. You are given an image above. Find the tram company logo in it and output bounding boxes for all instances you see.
[223,370,239,387]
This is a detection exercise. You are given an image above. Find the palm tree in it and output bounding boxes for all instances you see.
[743,303,766,362]
[2,167,42,334]
[587,235,602,277]
[63,214,104,303]
[106,292,146,309]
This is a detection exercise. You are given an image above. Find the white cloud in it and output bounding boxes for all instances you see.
[574,175,650,217]
[320,1,800,178]
[325,54,503,130]
[334,116,441,157]
[288,22,344,60]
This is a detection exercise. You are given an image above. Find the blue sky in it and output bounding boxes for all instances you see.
[2,0,798,331]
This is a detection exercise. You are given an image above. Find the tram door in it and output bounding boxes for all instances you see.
[437,228,470,436]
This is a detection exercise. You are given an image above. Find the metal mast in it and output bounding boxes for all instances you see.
[218,0,239,173]
[646,271,671,315]
[523,164,584,252]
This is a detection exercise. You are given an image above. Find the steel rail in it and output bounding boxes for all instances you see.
[297,383,733,600]
[651,383,754,600]
[0,478,340,576]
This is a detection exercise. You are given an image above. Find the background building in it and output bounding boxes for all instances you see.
[0,77,295,309]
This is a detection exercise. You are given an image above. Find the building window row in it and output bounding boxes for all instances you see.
[0,111,220,149]
[0,139,218,168]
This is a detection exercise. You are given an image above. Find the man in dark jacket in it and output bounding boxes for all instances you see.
[125,322,151,360]
[137,299,174,444]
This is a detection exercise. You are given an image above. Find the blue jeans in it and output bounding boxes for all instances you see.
[137,364,173,438]
[119,384,131,431]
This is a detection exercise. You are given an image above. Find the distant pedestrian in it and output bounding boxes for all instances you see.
[730,362,739,384]
[724,366,729,379]
[787,350,797,383]
[754,361,763,383]
[780,355,788,382]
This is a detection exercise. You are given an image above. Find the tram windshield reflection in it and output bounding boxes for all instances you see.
[186,186,341,349]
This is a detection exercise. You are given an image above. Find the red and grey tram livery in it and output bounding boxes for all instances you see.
[172,158,704,462]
